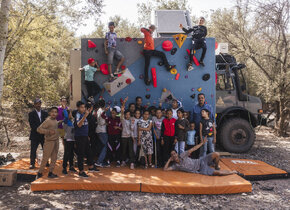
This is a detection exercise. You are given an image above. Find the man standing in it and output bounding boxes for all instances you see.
[180,17,207,69]
[192,93,214,136]
[28,98,48,169]
[141,25,176,86]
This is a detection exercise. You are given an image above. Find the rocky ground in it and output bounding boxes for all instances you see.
[0,118,289,210]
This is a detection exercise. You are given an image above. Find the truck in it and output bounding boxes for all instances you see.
[69,10,264,153]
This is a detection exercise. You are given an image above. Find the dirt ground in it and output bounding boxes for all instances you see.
[0,118,289,210]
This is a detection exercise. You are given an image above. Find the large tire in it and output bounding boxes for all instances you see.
[219,118,255,153]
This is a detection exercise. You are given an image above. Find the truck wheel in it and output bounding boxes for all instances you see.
[219,118,255,153]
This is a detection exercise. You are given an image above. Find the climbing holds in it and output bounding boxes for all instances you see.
[125,37,132,42]
[202,73,210,81]
[215,42,218,50]
[186,49,190,55]
[172,34,187,48]
[158,61,164,66]
[184,56,188,59]
[137,40,143,45]
[121,65,126,70]
[185,75,188,79]
[107,100,112,105]
[197,87,202,92]
[171,48,177,55]
[191,88,195,91]
[145,94,151,99]
[146,88,150,91]
[190,94,195,99]
[170,68,177,75]
[100,64,109,75]
[163,88,167,92]
[175,73,180,80]
[88,40,96,48]
[139,74,144,79]
[167,95,173,100]
[133,38,137,41]
[151,67,157,88]
[120,38,124,42]
[162,40,173,51]
[193,56,200,66]
[126,78,131,84]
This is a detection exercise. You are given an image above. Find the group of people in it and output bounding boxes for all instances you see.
[29,93,240,179]
[80,17,208,101]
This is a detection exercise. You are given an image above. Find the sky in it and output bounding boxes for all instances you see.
[75,0,235,36]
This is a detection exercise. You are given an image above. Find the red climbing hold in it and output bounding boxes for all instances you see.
[88,40,96,48]
[151,67,157,88]
[162,40,173,51]
[175,73,180,80]
[100,63,109,75]
[192,56,200,66]
[215,42,219,50]
[121,65,126,70]
[186,49,190,55]
[126,78,131,84]
[125,37,132,42]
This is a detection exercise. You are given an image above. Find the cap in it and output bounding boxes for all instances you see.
[34,98,41,104]
[113,106,121,113]
[88,58,95,64]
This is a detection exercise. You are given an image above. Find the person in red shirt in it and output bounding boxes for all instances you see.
[161,109,177,166]
[102,107,122,167]
[141,25,175,86]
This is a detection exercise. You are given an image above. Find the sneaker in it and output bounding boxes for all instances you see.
[46,162,50,167]
[88,166,100,172]
[36,172,42,179]
[199,61,205,67]
[79,171,89,178]
[121,161,126,167]
[102,162,110,168]
[116,161,121,167]
[215,165,221,170]
[187,63,194,71]
[130,163,134,170]
[62,169,68,175]
[150,164,155,168]
[94,162,103,167]
[69,167,77,172]
[144,164,148,169]
[29,164,35,169]
[48,172,58,178]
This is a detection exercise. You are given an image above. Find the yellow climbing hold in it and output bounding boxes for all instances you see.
[163,88,167,92]
[170,68,177,75]
[137,40,143,45]
[172,34,187,48]
[197,87,202,92]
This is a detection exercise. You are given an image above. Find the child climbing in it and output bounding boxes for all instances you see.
[104,22,125,81]
[141,25,176,86]
[180,17,207,70]
[138,110,154,168]
[79,58,103,100]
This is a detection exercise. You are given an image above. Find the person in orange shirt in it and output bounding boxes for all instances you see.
[141,25,175,86]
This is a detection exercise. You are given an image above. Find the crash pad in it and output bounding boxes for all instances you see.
[221,158,288,180]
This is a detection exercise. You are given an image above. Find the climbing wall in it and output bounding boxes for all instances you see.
[81,37,216,112]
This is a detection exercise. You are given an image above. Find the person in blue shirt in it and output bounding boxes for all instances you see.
[186,122,198,159]
[74,101,99,178]
[192,93,214,136]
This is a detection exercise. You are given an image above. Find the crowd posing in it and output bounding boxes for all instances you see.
[29,94,240,179]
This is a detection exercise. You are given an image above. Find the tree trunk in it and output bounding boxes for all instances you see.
[0,0,11,101]
[276,99,289,137]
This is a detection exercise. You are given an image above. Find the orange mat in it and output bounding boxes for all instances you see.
[0,159,251,194]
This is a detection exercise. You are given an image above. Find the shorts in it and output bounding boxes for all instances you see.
[107,47,124,64]
[198,153,215,176]
[58,128,65,138]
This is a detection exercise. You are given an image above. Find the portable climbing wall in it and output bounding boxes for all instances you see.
[80,37,216,112]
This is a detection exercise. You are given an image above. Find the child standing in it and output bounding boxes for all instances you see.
[174,108,190,155]
[171,99,182,119]
[79,58,102,99]
[104,22,125,80]
[106,108,122,167]
[199,108,216,158]
[161,109,177,163]
[37,107,60,179]
[186,122,198,159]
[138,110,154,168]
[152,108,165,167]
[120,104,135,169]
[62,109,77,174]
[74,101,99,178]
[131,109,142,156]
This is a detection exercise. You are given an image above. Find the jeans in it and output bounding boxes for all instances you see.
[97,133,108,164]
[199,136,215,158]
[175,141,185,155]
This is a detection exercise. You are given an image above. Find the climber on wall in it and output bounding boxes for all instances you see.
[141,25,176,86]
[180,17,207,70]
[104,22,125,81]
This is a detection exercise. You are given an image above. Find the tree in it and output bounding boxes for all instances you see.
[0,0,12,101]
[137,0,191,26]
[210,0,289,136]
